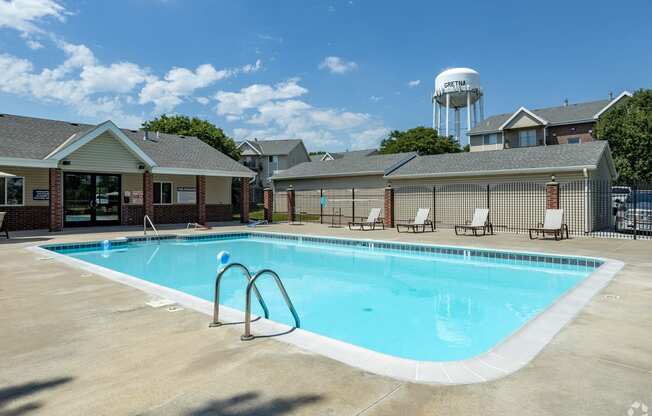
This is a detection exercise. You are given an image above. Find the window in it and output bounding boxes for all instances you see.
[567,137,581,144]
[518,129,537,147]
[269,155,279,172]
[0,176,24,205]
[153,181,172,204]
[483,134,498,145]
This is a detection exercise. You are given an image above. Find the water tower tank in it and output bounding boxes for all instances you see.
[432,67,485,143]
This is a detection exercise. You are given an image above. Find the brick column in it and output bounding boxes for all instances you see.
[287,185,295,223]
[263,188,273,222]
[384,184,395,228]
[143,171,154,219]
[196,175,206,225]
[49,168,63,232]
[240,178,250,223]
[546,176,560,209]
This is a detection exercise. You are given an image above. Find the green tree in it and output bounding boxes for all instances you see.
[595,89,652,183]
[142,115,240,160]
[379,126,462,155]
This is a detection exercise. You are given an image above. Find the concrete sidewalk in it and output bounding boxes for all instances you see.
[1,223,650,415]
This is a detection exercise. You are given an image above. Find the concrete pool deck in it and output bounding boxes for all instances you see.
[1,223,651,415]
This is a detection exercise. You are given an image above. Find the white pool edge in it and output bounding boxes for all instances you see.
[27,235,624,385]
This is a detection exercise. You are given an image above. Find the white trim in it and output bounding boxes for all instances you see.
[0,157,58,168]
[46,121,157,168]
[236,140,262,155]
[153,181,173,205]
[152,167,255,178]
[44,132,80,159]
[0,175,25,206]
[498,107,548,131]
[593,91,632,119]
[385,165,597,179]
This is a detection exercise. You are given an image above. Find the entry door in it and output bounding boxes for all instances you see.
[64,173,121,226]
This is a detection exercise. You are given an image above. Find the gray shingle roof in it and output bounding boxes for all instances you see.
[0,113,251,175]
[468,99,611,135]
[328,148,378,160]
[238,139,304,155]
[386,141,610,178]
[273,152,417,180]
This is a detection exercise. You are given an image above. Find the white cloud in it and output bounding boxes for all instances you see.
[0,0,66,34]
[0,40,261,127]
[370,95,383,102]
[139,60,262,113]
[215,79,308,116]
[217,79,388,150]
[26,39,44,49]
[319,56,358,74]
[196,96,210,105]
[408,79,420,87]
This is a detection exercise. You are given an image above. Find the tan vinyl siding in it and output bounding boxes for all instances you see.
[122,173,143,206]
[63,131,143,173]
[0,166,49,206]
[504,112,542,129]
[206,176,231,204]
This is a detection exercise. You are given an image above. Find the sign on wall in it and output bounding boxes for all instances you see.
[177,187,196,204]
[32,189,49,201]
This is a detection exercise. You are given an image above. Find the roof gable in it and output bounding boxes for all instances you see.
[46,120,156,167]
[499,107,547,130]
[593,91,632,119]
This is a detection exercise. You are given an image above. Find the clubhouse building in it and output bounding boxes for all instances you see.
[0,114,254,232]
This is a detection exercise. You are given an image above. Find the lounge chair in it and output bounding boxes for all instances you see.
[0,212,8,239]
[396,208,434,233]
[529,209,569,240]
[348,208,384,231]
[455,208,494,236]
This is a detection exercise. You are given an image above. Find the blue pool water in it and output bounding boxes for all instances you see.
[50,234,596,361]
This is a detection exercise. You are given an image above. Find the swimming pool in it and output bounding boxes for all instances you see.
[39,232,622,383]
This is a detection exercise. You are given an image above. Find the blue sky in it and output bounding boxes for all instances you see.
[0,0,650,151]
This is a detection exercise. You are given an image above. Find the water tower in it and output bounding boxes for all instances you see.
[432,68,485,143]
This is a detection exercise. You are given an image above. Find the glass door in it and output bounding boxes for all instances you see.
[64,173,121,226]
[94,175,121,224]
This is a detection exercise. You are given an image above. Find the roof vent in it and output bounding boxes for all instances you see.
[156,131,160,139]
[563,99,569,107]
[608,91,614,100]
[69,122,79,126]
[143,128,149,141]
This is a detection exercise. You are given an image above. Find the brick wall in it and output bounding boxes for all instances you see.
[49,168,63,231]
[121,205,144,226]
[547,122,595,145]
[196,175,206,225]
[2,206,49,231]
[154,205,198,224]
[206,204,232,222]
[384,185,394,228]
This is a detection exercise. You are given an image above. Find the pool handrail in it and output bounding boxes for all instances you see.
[209,262,269,327]
[143,215,159,238]
[241,269,300,341]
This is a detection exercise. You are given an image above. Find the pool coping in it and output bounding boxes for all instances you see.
[28,231,625,385]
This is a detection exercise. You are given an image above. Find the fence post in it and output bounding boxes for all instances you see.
[351,187,355,223]
[320,189,323,224]
[287,185,295,223]
[384,184,395,228]
[432,186,437,230]
[263,187,273,223]
[546,176,560,209]
[240,177,250,223]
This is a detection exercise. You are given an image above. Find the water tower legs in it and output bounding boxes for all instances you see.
[454,108,461,143]
[466,91,472,136]
[479,95,485,122]
[445,94,450,137]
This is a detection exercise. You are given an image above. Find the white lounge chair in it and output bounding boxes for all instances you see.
[349,208,384,231]
[529,209,569,240]
[396,208,434,233]
[0,212,8,239]
[455,208,493,236]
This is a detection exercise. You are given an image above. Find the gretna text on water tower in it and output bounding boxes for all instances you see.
[432,68,485,143]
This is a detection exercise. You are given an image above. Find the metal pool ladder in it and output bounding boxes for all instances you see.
[209,263,300,341]
[144,215,159,238]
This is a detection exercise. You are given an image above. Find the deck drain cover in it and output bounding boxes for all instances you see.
[167,306,183,312]
[602,294,620,300]
[362,307,373,312]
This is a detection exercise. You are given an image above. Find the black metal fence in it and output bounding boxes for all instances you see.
[271,181,652,239]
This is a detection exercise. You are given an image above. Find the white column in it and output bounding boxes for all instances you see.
[445,94,450,137]
[454,108,461,143]
[479,94,485,121]
[432,99,437,130]
[466,91,472,136]
[472,102,477,127]
[439,104,443,135]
